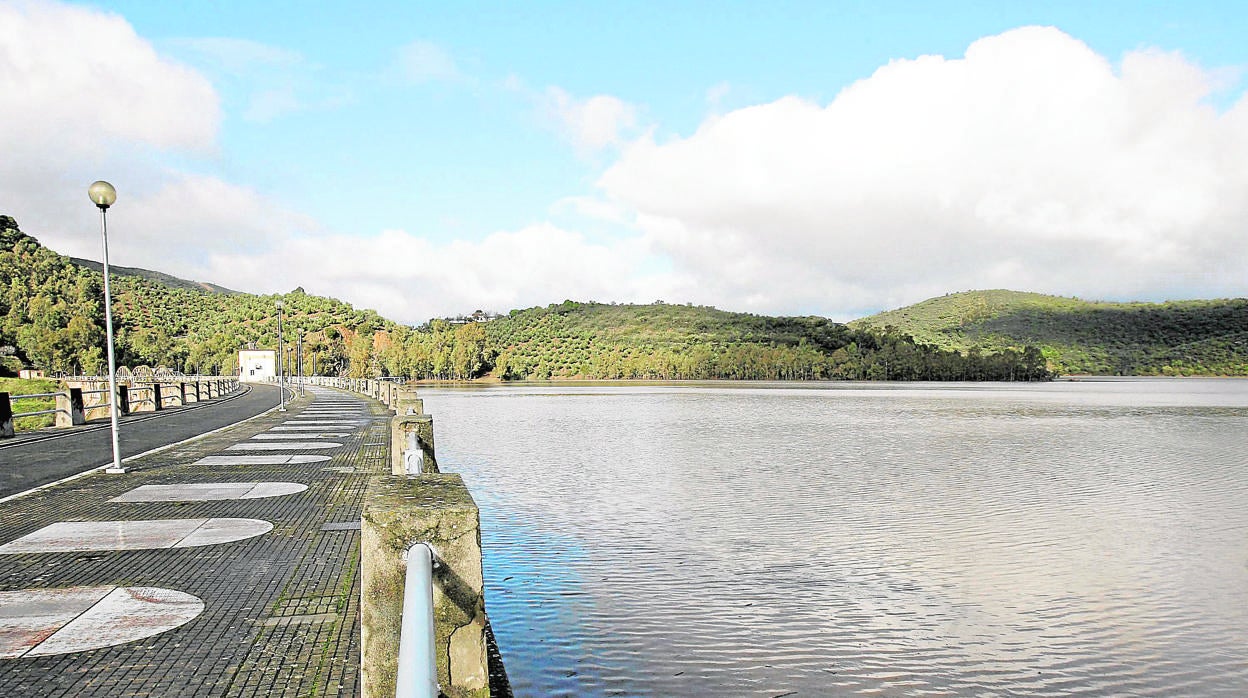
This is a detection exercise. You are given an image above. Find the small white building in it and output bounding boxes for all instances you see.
[238,350,277,383]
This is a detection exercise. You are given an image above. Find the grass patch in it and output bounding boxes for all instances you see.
[0,377,62,431]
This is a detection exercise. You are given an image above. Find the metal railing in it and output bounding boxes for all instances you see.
[0,377,242,439]
[7,392,62,419]
[395,543,438,698]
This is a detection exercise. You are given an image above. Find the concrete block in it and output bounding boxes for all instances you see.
[55,388,85,427]
[361,475,488,698]
[396,389,424,415]
[0,393,12,438]
[391,414,436,475]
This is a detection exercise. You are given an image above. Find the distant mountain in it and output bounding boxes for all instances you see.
[68,257,237,294]
[851,290,1248,376]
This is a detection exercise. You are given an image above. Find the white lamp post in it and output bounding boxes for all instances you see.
[276,299,286,411]
[88,180,125,474]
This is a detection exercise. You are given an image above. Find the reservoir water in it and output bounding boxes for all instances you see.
[424,379,1248,696]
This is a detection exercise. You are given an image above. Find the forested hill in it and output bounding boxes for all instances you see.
[10,210,1242,379]
[472,300,1048,381]
[1,215,392,377]
[2,215,1049,382]
[68,257,237,294]
[851,290,1248,375]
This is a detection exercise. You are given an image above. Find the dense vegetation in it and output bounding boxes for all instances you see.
[1,214,1047,382]
[853,290,1248,375]
[1,215,391,378]
[473,300,1049,381]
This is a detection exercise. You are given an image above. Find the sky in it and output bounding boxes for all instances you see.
[2,0,1247,325]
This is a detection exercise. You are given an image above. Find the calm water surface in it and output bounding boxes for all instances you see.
[424,379,1248,696]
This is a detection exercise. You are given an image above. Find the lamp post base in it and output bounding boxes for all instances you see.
[105,466,128,474]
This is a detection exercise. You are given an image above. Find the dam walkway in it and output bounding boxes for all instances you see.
[0,386,387,696]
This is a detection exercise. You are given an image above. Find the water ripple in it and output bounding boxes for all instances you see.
[429,380,1248,696]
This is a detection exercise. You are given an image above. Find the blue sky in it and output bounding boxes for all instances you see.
[3,1,1247,323]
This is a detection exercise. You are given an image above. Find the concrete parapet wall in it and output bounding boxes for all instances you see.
[130,383,162,413]
[361,474,489,698]
[0,377,244,439]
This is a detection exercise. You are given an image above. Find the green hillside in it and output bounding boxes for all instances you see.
[2,215,1049,382]
[68,257,237,294]
[1,215,390,377]
[469,300,1048,381]
[851,290,1248,375]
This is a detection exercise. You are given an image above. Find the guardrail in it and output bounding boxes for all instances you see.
[395,542,439,697]
[295,375,499,695]
[0,377,241,438]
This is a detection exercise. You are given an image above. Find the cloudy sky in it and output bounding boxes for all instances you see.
[3,1,1247,324]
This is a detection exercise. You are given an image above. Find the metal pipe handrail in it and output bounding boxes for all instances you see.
[1,377,241,438]
[8,393,63,421]
[10,392,60,400]
[13,408,61,418]
[395,543,438,698]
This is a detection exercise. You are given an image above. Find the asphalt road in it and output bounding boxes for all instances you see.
[0,383,284,500]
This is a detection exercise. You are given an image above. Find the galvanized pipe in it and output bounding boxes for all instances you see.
[394,543,438,698]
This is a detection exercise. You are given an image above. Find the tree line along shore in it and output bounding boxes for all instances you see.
[6,214,1245,390]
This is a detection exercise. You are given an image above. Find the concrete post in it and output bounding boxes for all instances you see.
[0,393,13,438]
[116,384,130,415]
[55,388,86,427]
[361,474,489,698]
[396,390,424,416]
[177,382,188,406]
[392,414,436,475]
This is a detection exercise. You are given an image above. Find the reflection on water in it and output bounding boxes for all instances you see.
[426,380,1248,696]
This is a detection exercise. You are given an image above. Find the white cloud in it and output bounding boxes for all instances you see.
[0,0,222,256]
[167,36,303,74]
[706,81,731,110]
[544,86,639,153]
[550,195,631,224]
[600,26,1248,316]
[189,223,667,324]
[394,40,460,82]
[0,0,218,157]
[165,36,345,123]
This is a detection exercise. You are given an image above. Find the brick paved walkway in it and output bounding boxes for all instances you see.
[0,386,387,697]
